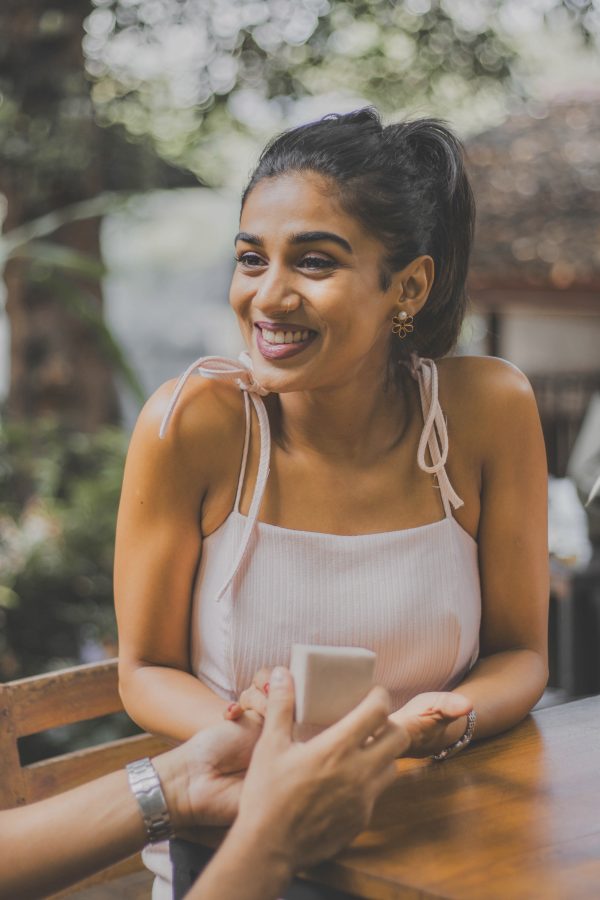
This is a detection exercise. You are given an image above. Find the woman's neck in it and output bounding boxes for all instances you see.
[270,368,413,465]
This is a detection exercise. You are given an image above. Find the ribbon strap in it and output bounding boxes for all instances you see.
[159,352,271,600]
[159,351,268,440]
[405,354,464,516]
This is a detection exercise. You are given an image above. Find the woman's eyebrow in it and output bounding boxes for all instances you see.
[235,231,263,246]
[290,231,353,253]
[234,230,353,253]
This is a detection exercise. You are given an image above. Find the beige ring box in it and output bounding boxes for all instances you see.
[290,643,376,741]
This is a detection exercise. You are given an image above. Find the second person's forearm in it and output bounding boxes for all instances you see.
[0,770,144,900]
[187,817,293,900]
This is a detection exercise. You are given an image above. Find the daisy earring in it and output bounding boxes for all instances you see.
[391,309,414,339]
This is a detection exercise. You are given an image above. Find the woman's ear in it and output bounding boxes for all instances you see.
[390,255,434,317]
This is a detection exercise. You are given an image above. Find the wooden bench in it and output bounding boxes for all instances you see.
[0,658,171,898]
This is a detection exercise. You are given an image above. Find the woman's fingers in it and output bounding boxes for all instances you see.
[252,667,273,695]
[238,684,269,718]
[223,701,243,720]
[400,691,472,722]
[223,667,276,721]
[417,692,472,722]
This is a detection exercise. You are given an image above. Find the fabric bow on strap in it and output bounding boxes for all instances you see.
[404,353,464,515]
[159,352,271,600]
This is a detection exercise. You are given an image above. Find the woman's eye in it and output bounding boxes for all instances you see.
[235,252,265,267]
[234,252,336,271]
[298,255,336,270]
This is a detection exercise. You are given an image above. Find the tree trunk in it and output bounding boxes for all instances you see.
[0,0,121,430]
[4,217,121,429]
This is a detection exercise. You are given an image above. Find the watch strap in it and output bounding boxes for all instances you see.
[126,757,174,843]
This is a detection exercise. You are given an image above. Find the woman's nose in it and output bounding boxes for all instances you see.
[253,270,302,318]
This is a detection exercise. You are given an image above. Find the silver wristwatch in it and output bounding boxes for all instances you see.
[126,757,174,843]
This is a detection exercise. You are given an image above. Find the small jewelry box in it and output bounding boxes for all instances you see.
[290,643,376,739]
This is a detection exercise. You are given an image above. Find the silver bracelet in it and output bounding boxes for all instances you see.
[126,757,174,843]
[431,709,477,761]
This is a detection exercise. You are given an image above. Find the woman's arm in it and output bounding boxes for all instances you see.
[115,377,245,741]
[391,358,549,755]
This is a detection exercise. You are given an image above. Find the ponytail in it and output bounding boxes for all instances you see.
[388,119,475,358]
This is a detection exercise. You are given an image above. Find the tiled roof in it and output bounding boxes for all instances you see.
[466,99,600,291]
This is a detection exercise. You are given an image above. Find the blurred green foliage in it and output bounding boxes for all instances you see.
[0,418,127,681]
[86,0,600,181]
[0,196,147,408]
[0,404,144,764]
[2,0,599,192]
[0,0,197,212]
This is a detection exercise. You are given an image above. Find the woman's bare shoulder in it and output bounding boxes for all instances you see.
[436,355,541,458]
[129,374,246,488]
[143,374,244,440]
[438,355,536,410]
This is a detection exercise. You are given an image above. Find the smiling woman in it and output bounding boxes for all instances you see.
[113,108,549,898]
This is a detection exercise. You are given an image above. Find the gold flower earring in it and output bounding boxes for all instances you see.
[391,310,414,339]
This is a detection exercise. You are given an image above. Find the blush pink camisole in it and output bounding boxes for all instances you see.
[159,352,481,712]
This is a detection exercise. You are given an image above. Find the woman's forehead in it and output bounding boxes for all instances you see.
[239,171,354,235]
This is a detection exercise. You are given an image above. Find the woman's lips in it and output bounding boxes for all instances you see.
[254,322,317,360]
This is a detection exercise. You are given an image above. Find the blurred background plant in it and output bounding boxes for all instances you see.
[1,0,599,724]
[0,418,134,759]
[0,420,127,680]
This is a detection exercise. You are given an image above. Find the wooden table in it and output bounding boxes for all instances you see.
[293,696,600,899]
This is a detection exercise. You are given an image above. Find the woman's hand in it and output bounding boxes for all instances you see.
[223,666,274,722]
[392,691,473,758]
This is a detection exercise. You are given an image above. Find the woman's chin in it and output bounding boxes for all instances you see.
[248,350,313,394]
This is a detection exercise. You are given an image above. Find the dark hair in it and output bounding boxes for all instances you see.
[242,107,475,361]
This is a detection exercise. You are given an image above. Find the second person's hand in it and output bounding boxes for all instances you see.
[154,713,263,831]
[232,667,408,868]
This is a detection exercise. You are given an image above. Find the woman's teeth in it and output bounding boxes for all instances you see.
[262,328,310,345]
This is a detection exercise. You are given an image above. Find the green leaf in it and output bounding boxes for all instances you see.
[9,240,107,279]
[0,193,130,263]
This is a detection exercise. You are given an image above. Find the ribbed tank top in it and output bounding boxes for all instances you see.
[160,353,481,712]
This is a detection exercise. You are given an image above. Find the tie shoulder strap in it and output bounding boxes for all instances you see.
[404,353,464,517]
[158,352,271,601]
[159,351,268,440]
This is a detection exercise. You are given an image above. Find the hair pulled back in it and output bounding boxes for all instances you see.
[242,107,475,361]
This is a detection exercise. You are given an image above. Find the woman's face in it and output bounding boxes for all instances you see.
[230,171,399,394]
